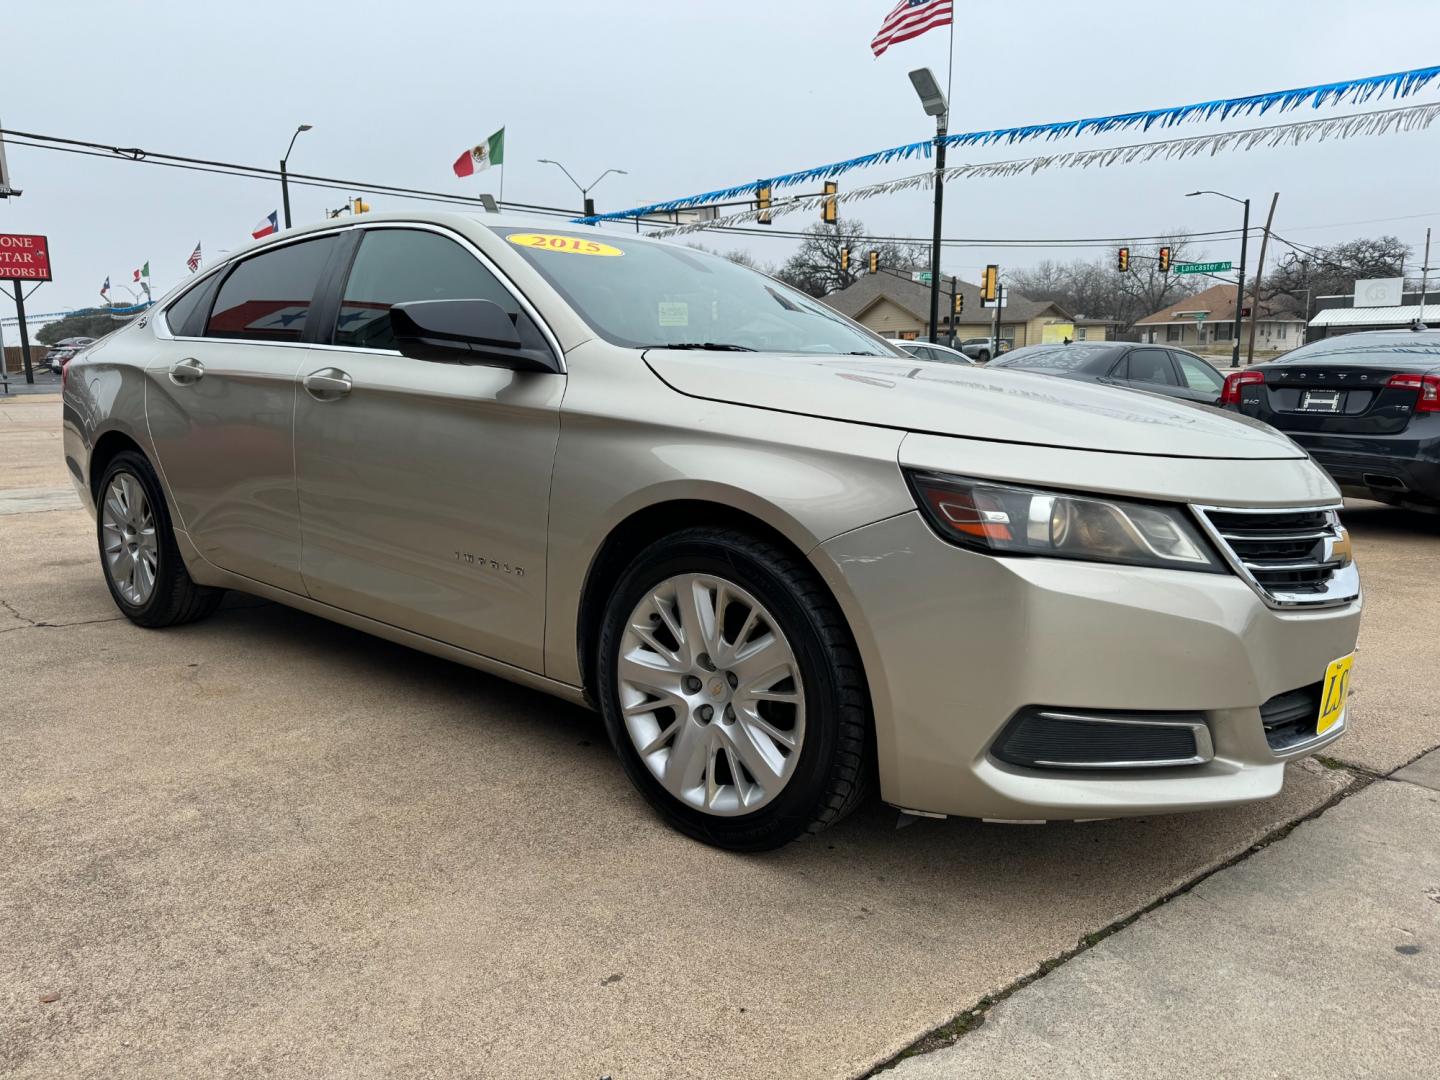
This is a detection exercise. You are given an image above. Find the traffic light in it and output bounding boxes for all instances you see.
[953,291,964,315]
[756,184,772,225]
[868,250,879,275]
[840,247,850,273]
[352,197,371,214]
[980,264,998,303]
[822,181,838,225]
[1158,246,1171,273]
[1117,247,1130,273]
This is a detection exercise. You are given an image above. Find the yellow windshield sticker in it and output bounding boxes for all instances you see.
[507,233,624,257]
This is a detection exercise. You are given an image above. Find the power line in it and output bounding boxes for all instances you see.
[4,125,1250,251]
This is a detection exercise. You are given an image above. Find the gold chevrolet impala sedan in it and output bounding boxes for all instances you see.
[62,213,1362,850]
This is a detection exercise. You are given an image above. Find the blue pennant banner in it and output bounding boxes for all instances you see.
[578,62,1440,224]
[1,301,152,326]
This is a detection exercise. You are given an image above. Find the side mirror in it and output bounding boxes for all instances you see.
[388,299,560,373]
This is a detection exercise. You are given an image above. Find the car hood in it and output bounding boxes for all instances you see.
[644,351,1304,460]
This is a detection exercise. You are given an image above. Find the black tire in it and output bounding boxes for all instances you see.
[596,527,872,851]
[95,450,224,628]
[976,350,990,363]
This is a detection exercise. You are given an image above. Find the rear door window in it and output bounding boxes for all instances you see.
[1126,349,1179,386]
[205,236,337,342]
[333,228,545,353]
[1171,351,1224,392]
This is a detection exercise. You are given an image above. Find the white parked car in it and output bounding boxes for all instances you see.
[62,213,1362,850]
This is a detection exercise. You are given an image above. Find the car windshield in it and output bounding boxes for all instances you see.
[497,228,896,355]
[990,344,1113,371]
[1271,332,1440,364]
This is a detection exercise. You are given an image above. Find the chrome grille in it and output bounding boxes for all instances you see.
[1194,504,1360,609]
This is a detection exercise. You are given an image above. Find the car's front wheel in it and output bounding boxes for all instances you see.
[95,450,224,628]
[596,527,871,850]
[976,350,991,363]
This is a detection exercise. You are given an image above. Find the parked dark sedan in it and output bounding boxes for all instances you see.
[1220,329,1440,510]
[987,342,1226,405]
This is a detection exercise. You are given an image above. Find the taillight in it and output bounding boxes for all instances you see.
[1220,369,1264,405]
[1386,372,1440,412]
[60,359,70,391]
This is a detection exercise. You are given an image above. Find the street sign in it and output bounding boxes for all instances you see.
[1173,261,1232,275]
[0,234,51,281]
[981,286,1008,309]
[912,270,933,284]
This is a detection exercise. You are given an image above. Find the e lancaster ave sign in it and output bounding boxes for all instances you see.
[1173,260,1233,275]
[0,233,52,281]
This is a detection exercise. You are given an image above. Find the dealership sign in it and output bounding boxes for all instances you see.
[0,233,52,281]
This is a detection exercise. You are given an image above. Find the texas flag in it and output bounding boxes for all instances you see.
[252,211,279,239]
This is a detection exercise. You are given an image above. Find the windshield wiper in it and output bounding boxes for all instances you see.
[644,342,757,352]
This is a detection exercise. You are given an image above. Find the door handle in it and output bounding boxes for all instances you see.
[169,357,205,385]
[303,368,353,400]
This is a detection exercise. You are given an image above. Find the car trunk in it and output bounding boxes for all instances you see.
[1245,358,1438,435]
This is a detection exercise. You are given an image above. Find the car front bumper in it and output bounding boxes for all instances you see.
[813,511,1362,821]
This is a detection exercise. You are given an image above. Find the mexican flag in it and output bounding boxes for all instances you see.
[453,128,505,177]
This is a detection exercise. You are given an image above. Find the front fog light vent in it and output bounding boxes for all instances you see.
[993,708,1213,770]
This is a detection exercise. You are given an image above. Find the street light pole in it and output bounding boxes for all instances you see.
[280,124,313,229]
[538,160,628,218]
[909,68,948,344]
[1187,190,1250,368]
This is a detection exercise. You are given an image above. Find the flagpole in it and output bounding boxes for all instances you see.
[945,19,955,110]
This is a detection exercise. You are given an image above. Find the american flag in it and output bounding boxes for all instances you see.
[186,241,202,273]
[871,0,953,57]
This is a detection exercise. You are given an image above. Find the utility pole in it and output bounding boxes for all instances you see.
[1418,227,1432,327]
[990,282,1002,353]
[948,276,958,347]
[908,68,948,345]
[927,120,946,343]
[1232,199,1251,368]
[1245,193,1279,366]
[12,282,34,384]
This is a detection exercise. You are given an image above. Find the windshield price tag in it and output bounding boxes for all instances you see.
[658,301,689,326]
[506,233,624,257]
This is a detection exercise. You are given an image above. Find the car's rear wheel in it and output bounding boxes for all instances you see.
[96,451,224,628]
[976,350,991,362]
[596,527,871,850]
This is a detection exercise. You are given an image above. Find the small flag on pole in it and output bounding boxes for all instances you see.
[187,242,202,273]
[99,276,110,300]
[871,0,953,57]
[252,211,279,239]
[453,128,505,177]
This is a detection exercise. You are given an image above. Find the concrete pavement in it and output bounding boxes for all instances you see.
[886,757,1440,1080]
[0,393,1432,1079]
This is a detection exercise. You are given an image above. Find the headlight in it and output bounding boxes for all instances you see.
[907,471,1222,572]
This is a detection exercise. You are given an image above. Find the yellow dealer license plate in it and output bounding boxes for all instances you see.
[1317,654,1353,736]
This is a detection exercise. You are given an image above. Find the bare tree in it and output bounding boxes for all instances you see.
[774,218,929,297]
[1261,235,1411,316]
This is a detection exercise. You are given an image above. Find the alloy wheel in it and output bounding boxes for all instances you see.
[101,472,159,606]
[616,573,806,816]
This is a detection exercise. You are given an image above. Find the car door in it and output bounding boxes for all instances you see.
[1169,349,1227,405]
[292,224,564,673]
[145,233,339,595]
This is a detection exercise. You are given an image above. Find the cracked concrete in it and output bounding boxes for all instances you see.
[885,762,1440,1080]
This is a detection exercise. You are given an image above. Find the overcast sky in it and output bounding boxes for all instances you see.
[4,0,1438,324]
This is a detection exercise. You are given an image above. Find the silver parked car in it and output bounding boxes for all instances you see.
[63,213,1362,850]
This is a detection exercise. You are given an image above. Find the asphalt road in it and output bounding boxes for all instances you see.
[1,394,1434,1079]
